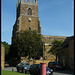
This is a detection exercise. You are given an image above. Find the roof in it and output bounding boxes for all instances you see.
[61,36,74,48]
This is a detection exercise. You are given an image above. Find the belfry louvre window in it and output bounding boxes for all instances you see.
[28,8,32,15]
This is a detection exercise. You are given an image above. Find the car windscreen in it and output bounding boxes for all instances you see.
[46,67,50,70]
[55,62,59,65]
[26,63,30,65]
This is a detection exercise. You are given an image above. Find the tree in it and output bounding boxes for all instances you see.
[10,30,43,60]
[48,40,63,62]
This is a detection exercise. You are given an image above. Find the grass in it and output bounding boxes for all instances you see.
[1,70,27,75]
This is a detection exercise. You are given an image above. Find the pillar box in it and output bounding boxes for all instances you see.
[40,63,46,75]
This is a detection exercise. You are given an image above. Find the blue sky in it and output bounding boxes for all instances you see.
[1,0,74,45]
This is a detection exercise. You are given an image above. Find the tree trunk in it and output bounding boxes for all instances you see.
[17,56,21,61]
[56,53,58,62]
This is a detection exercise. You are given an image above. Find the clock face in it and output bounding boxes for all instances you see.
[28,18,31,22]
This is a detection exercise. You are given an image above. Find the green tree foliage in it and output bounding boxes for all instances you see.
[10,30,43,59]
[48,40,63,62]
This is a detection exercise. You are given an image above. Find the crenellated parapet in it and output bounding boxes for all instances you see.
[17,0,38,7]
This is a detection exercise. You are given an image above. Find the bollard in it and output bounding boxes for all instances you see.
[40,63,46,75]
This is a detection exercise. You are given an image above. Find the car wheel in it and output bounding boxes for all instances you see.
[38,73,40,75]
[30,72,33,75]
[26,70,30,74]
[22,69,24,73]
[53,68,56,71]
[51,72,53,75]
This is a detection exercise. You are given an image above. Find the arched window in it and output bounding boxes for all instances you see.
[28,8,32,15]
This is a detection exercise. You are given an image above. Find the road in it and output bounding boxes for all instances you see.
[2,67,74,75]
[53,70,74,75]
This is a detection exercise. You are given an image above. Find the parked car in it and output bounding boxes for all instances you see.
[4,62,9,67]
[48,62,62,70]
[16,62,30,74]
[29,64,53,75]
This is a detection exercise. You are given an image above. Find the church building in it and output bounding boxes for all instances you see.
[12,0,66,60]
[12,0,41,43]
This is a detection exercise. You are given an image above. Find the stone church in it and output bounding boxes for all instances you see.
[12,0,66,60]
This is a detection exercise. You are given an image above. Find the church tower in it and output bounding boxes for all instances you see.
[12,0,41,43]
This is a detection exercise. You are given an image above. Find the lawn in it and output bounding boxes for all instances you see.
[1,70,27,75]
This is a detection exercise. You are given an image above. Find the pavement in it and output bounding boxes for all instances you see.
[53,70,74,75]
[2,67,17,72]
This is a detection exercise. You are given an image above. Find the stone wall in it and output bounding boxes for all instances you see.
[58,36,74,70]
[42,35,66,60]
[21,59,56,66]
[68,37,74,69]
[1,43,5,69]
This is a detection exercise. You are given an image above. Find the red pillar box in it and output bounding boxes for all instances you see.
[40,63,46,75]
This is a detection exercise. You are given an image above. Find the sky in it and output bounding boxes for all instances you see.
[1,0,74,45]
